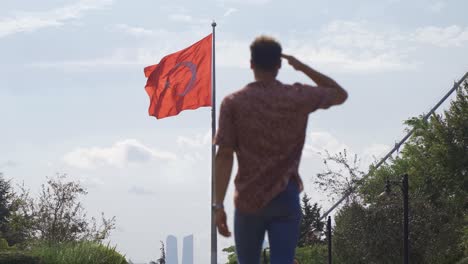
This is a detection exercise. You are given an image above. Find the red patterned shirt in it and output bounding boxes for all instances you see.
[215,80,338,213]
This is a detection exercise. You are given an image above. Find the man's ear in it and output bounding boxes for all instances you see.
[277,60,282,70]
[250,60,254,70]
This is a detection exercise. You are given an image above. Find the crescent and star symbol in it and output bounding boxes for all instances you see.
[164,61,197,96]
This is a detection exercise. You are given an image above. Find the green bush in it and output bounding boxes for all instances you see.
[223,244,327,264]
[0,238,10,250]
[30,241,127,264]
[295,244,327,264]
[0,252,41,264]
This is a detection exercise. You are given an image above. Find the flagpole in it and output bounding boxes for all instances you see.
[210,21,217,264]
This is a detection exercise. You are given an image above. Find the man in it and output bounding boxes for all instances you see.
[213,36,347,264]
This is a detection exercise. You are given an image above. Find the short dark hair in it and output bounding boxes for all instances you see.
[250,36,282,71]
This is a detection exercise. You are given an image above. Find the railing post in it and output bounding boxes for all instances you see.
[402,174,409,264]
[327,216,332,264]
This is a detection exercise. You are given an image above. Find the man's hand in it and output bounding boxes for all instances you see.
[215,209,231,237]
[281,54,304,71]
[282,53,348,105]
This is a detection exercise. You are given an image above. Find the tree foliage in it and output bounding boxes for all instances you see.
[29,174,115,243]
[0,173,31,246]
[157,241,166,264]
[329,81,468,263]
[298,193,324,247]
[0,173,13,239]
[315,150,365,205]
[1,173,115,248]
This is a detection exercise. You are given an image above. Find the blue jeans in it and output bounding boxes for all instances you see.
[234,180,302,264]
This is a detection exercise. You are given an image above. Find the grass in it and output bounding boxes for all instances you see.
[0,251,41,264]
[29,241,128,264]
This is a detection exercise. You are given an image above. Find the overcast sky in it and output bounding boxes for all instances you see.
[1,0,467,263]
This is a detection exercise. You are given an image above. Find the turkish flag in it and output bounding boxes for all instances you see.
[144,34,212,119]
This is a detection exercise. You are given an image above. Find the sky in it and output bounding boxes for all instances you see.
[1,0,467,263]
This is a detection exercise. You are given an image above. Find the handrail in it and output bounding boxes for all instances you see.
[319,71,468,221]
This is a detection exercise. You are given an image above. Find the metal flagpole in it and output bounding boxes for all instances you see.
[210,21,217,264]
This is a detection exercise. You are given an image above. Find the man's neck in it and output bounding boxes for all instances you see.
[254,71,277,83]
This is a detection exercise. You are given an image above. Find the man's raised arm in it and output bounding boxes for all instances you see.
[282,54,348,105]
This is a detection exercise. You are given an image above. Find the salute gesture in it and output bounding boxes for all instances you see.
[281,54,305,71]
[281,53,348,104]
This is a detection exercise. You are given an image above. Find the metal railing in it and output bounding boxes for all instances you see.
[319,72,468,221]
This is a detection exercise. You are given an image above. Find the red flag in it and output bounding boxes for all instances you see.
[144,34,212,119]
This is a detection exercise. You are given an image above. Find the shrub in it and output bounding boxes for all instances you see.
[0,252,41,264]
[31,241,127,264]
[223,244,327,264]
[295,244,327,264]
[0,238,9,250]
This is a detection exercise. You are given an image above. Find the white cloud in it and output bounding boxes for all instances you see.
[176,131,211,162]
[168,14,193,23]
[303,131,391,170]
[304,131,349,156]
[361,143,391,167]
[319,20,395,51]
[0,0,113,38]
[303,20,416,72]
[290,46,414,73]
[27,28,207,70]
[76,175,104,188]
[26,18,416,73]
[0,160,17,169]
[167,13,210,26]
[36,26,409,73]
[412,25,468,47]
[28,47,169,70]
[128,186,156,196]
[223,8,238,17]
[28,19,466,73]
[218,0,271,4]
[217,40,250,68]
[217,20,416,72]
[63,139,176,169]
[114,24,155,37]
[318,20,468,52]
[428,1,446,13]
[177,131,211,148]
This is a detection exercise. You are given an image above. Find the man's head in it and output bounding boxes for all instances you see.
[250,36,282,75]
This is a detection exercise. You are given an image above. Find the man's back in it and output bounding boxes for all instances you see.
[216,80,336,212]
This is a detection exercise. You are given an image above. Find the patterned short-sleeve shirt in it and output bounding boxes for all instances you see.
[215,80,338,213]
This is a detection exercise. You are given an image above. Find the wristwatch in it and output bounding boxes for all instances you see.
[212,203,224,211]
